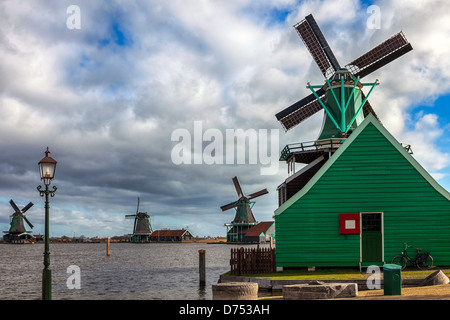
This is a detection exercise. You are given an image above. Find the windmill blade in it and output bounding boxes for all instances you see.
[136,197,140,214]
[9,199,20,213]
[304,14,341,72]
[23,216,34,229]
[21,202,34,213]
[346,31,412,79]
[247,188,269,200]
[133,217,138,234]
[232,176,244,198]
[220,202,238,212]
[276,89,326,131]
[295,14,341,77]
[125,214,137,219]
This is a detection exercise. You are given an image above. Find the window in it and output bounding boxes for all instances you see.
[361,213,381,232]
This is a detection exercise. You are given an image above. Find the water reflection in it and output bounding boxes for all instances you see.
[0,242,265,300]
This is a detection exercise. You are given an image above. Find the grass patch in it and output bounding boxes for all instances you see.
[241,268,365,280]
[238,267,450,280]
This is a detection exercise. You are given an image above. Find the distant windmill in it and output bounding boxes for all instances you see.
[220,176,268,242]
[3,199,34,244]
[125,197,152,243]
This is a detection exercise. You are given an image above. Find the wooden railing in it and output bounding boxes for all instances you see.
[230,247,276,276]
[279,138,345,161]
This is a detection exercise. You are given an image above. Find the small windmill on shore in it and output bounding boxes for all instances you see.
[3,199,35,243]
[125,197,153,243]
[220,176,268,242]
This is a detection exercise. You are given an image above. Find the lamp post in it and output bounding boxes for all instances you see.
[37,147,57,300]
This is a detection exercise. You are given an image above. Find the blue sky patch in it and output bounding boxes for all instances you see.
[411,93,450,130]
[239,3,295,27]
[98,21,133,48]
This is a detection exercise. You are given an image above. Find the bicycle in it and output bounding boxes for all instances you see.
[391,242,434,270]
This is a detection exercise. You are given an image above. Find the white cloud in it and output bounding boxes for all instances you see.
[0,0,449,237]
[400,113,450,173]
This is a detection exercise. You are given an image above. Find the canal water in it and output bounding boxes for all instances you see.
[0,242,266,300]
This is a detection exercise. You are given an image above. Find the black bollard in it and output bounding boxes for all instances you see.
[199,249,206,286]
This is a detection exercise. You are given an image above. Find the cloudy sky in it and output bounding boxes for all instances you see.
[0,0,449,238]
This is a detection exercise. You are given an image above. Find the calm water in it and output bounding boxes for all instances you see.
[0,242,265,300]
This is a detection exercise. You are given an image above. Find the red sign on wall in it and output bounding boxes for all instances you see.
[339,213,360,234]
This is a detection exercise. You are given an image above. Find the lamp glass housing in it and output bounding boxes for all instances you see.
[38,148,57,185]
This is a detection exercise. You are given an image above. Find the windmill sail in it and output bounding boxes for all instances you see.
[295,14,341,76]
[346,32,412,78]
[276,14,412,132]
[276,89,325,131]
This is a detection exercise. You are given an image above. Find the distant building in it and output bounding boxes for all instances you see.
[244,221,275,243]
[225,221,275,244]
[150,229,194,242]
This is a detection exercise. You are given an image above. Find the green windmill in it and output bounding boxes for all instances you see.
[276,14,412,166]
[3,199,34,244]
[276,14,412,136]
[220,176,268,242]
[308,69,378,140]
[276,13,413,205]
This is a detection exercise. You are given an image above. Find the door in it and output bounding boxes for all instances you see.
[361,213,383,264]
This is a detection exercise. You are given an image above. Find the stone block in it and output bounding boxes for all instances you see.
[283,282,358,300]
[212,282,258,300]
[421,270,449,286]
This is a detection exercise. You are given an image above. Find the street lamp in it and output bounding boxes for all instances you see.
[37,147,57,300]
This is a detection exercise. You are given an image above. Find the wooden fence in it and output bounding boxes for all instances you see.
[230,247,276,276]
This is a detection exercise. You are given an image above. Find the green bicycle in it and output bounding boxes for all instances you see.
[391,243,434,270]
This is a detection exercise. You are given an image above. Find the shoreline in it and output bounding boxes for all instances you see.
[0,237,229,244]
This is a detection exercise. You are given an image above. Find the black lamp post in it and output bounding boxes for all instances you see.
[37,147,57,300]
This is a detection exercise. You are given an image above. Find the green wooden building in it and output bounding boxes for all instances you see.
[275,114,450,268]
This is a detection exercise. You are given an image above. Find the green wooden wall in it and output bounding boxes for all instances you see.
[275,117,450,267]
